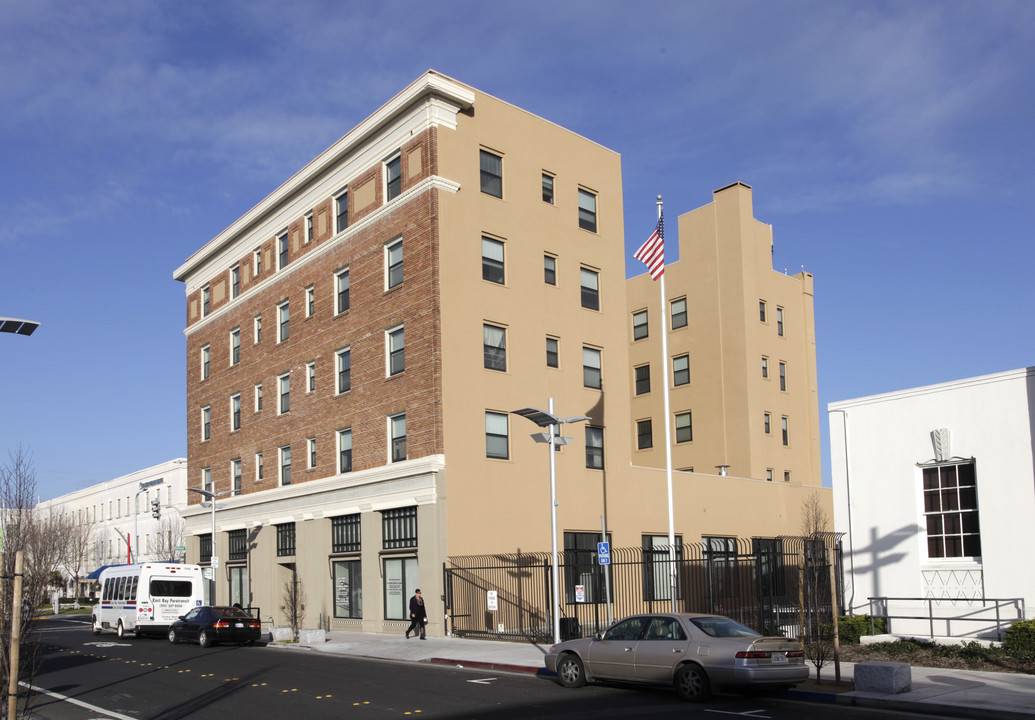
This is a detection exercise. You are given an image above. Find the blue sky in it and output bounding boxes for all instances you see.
[3,1,1033,501]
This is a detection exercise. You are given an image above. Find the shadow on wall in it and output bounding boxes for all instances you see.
[847,524,920,614]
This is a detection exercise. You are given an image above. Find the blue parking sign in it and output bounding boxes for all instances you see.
[597,541,610,565]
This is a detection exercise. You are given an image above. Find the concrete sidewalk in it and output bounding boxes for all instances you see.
[276,629,1035,719]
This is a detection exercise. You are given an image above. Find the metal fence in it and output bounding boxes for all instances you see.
[444,534,843,643]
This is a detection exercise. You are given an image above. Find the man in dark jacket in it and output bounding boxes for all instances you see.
[405,588,427,639]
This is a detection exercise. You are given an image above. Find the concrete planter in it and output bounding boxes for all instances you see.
[298,628,326,644]
[270,626,294,642]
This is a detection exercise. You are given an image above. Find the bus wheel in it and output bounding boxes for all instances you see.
[92,617,101,635]
[116,621,126,639]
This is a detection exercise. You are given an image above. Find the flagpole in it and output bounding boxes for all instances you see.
[654,196,678,612]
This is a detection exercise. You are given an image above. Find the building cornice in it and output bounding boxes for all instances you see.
[828,366,1035,411]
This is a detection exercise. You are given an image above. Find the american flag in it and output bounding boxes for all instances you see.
[634,214,665,280]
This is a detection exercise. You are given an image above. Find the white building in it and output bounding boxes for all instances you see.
[35,459,188,595]
[828,367,1035,640]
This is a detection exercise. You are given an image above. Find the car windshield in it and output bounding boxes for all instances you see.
[688,617,761,638]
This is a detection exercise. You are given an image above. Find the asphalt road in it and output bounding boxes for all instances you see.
[23,616,951,720]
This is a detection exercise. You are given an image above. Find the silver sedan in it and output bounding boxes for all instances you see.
[543,613,810,702]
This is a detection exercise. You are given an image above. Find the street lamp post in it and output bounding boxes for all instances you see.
[134,478,164,564]
[188,487,228,604]
[511,399,589,645]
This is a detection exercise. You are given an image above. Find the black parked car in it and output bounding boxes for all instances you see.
[168,606,262,647]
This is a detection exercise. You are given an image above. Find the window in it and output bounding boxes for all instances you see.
[753,538,786,597]
[577,188,597,232]
[228,529,246,560]
[544,255,556,285]
[923,462,981,558]
[279,445,291,486]
[253,247,262,276]
[583,346,602,389]
[201,406,211,441]
[335,268,350,314]
[764,412,771,434]
[766,469,773,482]
[202,466,212,493]
[671,298,687,330]
[255,452,263,481]
[254,315,262,343]
[386,239,403,289]
[199,534,212,564]
[704,537,738,599]
[230,264,240,299]
[779,361,787,391]
[387,325,405,376]
[781,417,789,446]
[278,373,290,414]
[390,413,407,462]
[777,307,784,337]
[307,437,317,469]
[337,347,351,394]
[230,394,241,431]
[485,411,509,459]
[634,364,650,395]
[480,149,502,197]
[385,154,402,201]
[200,344,210,380]
[546,336,559,368]
[305,285,315,317]
[254,383,263,412]
[306,361,316,392]
[383,506,417,549]
[586,426,604,469]
[675,411,693,443]
[278,301,289,342]
[276,522,296,556]
[230,328,240,365]
[332,514,361,553]
[761,356,768,379]
[632,310,648,340]
[542,173,554,204]
[305,212,313,243]
[564,532,611,603]
[277,232,289,270]
[337,428,352,473]
[580,268,600,311]
[636,419,653,450]
[784,471,791,483]
[673,354,690,386]
[201,284,210,317]
[333,559,362,619]
[383,552,418,618]
[483,324,506,371]
[643,534,683,602]
[481,237,504,284]
[335,189,349,234]
[231,459,242,496]
[759,300,767,323]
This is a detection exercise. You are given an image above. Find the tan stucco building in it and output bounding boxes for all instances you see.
[173,71,829,637]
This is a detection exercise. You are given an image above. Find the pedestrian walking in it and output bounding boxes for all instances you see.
[405,589,427,639]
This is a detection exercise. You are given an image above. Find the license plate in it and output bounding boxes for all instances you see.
[771,653,788,664]
[235,623,243,628]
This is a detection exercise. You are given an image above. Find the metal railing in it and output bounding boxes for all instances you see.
[867,596,1026,641]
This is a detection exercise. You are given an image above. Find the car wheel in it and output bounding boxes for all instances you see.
[556,653,587,688]
[168,629,178,644]
[116,621,126,639]
[675,663,711,703]
[199,630,214,648]
[92,617,101,635]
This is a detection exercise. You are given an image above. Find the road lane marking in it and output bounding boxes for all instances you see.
[467,677,497,684]
[21,682,137,720]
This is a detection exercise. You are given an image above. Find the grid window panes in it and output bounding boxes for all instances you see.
[390,414,407,462]
[583,347,602,389]
[580,268,599,310]
[230,328,240,365]
[671,298,688,329]
[577,189,597,232]
[675,411,693,443]
[923,462,981,558]
[633,310,648,340]
[386,239,403,289]
[544,255,556,285]
[643,534,683,602]
[635,364,650,395]
[387,326,405,376]
[485,411,509,459]
[200,534,212,564]
[336,268,350,313]
[338,428,352,473]
[201,406,210,441]
[382,506,417,549]
[337,348,351,393]
[253,248,262,276]
[333,559,362,619]
[279,445,291,485]
[542,173,554,203]
[637,419,653,450]
[305,212,313,243]
[480,150,502,197]
[482,237,504,284]
[202,285,210,316]
[673,354,690,386]
[563,532,611,603]
[546,337,559,368]
[231,265,240,299]
[586,426,604,469]
[385,155,401,201]
[336,190,348,233]
[483,324,506,371]
[228,528,246,560]
[276,522,296,556]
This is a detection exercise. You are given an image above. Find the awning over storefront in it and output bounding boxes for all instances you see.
[85,565,118,580]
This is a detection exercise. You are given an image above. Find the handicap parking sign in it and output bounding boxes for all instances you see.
[597,541,610,565]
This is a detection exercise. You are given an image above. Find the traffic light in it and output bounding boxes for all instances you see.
[151,498,161,519]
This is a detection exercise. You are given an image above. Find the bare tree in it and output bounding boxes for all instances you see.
[149,514,185,563]
[281,569,306,642]
[62,520,93,600]
[794,492,835,682]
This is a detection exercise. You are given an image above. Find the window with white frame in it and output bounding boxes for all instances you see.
[389,414,407,463]
[923,461,981,558]
[336,347,351,394]
[230,264,240,299]
[254,315,262,343]
[335,189,348,233]
[306,361,316,393]
[278,373,290,414]
[305,285,315,317]
[277,232,289,270]
[202,466,211,492]
[230,394,241,432]
[278,301,289,342]
[583,346,602,389]
[580,267,599,310]
[254,383,262,412]
[307,437,316,469]
[337,428,352,473]
[485,411,509,459]
[480,149,502,197]
[335,268,350,314]
[385,154,401,202]
[577,188,597,232]
[483,324,506,371]
[201,406,211,441]
[305,211,313,244]
[201,344,210,380]
[230,328,240,365]
[279,445,291,486]
[231,459,242,496]
[387,325,405,376]
[253,247,262,276]
[201,284,210,317]
[255,452,263,481]
[386,239,403,289]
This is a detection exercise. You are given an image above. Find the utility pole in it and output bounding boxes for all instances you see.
[7,550,24,720]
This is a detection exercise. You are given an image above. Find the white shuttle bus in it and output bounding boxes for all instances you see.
[92,563,205,638]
